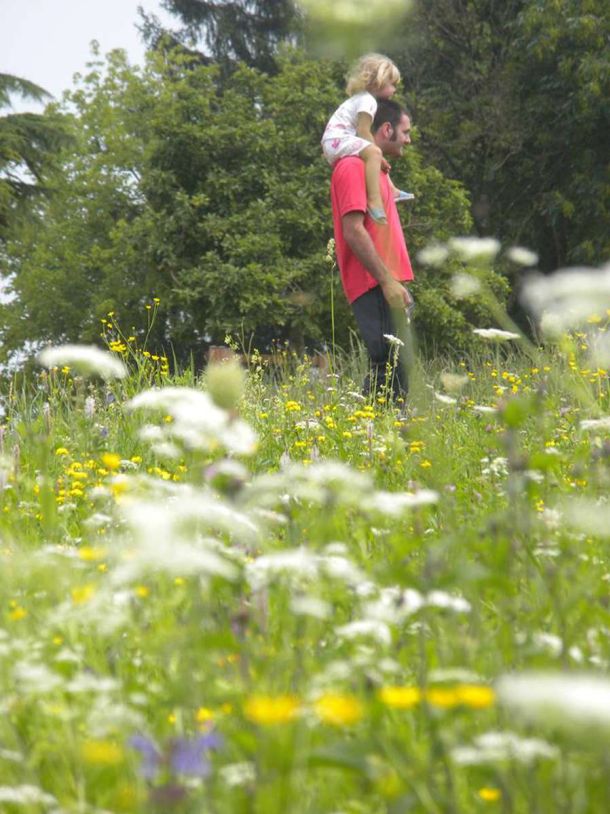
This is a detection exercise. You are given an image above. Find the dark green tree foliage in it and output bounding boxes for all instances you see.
[149,0,300,73]
[396,0,609,270]
[2,49,501,362]
[0,74,69,240]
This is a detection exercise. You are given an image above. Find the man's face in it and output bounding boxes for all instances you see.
[378,114,411,157]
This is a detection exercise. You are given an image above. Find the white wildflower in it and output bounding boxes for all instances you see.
[450,272,481,299]
[0,785,58,806]
[472,404,498,414]
[506,246,539,267]
[38,344,127,379]
[451,730,558,765]
[246,548,319,590]
[434,392,457,405]
[440,372,469,393]
[13,660,63,694]
[497,672,610,732]
[426,591,471,613]
[363,586,424,623]
[290,596,331,619]
[417,243,449,267]
[335,619,392,646]
[562,497,610,538]
[220,762,256,787]
[383,333,404,347]
[579,417,610,432]
[521,265,610,335]
[449,236,500,264]
[364,488,439,516]
[473,328,521,341]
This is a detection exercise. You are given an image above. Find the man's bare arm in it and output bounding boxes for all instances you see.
[342,211,411,308]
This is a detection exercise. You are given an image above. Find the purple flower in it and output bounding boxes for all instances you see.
[129,734,162,779]
[170,733,223,777]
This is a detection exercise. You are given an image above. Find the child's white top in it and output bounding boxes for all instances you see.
[322,91,378,143]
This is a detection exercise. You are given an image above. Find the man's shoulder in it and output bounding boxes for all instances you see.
[331,156,365,185]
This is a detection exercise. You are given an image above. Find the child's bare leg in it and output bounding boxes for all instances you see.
[388,175,400,199]
[360,144,386,223]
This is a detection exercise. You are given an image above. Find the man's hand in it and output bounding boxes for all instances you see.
[381,158,391,173]
[381,279,410,309]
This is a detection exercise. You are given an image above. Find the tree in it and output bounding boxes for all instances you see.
[2,48,506,363]
[395,0,609,270]
[0,74,68,240]
[141,0,301,74]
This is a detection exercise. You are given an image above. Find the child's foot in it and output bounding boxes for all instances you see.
[395,190,415,202]
[367,205,387,224]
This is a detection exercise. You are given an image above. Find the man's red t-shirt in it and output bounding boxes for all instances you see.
[330,157,413,304]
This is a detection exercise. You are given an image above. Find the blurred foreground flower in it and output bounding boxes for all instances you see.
[451,730,558,765]
[520,264,610,335]
[472,328,521,341]
[298,0,411,57]
[449,236,500,265]
[496,672,610,735]
[206,358,247,411]
[506,246,539,267]
[244,694,300,725]
[130,732,222,779]
[128,386,257,455]
[38,344,127,379]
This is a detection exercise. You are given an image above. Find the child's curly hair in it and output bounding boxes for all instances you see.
[346,53,401,96]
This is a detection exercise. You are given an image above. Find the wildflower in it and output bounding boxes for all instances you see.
[455,684,496,709]
[314,693,364,726]
[472,328,521,341]
[81,740,124,766]
[71,584,95,605]
[449,236,500,264]
[206,359,246,410]
[417,243,449,267]
[451,273,481,299]
[101,452,121,471]
[130,732,221,778]
[378,685,421,709]
[434,392,457,405]
[579,417,610,431]
[521,264,610,335]
[38,344,127,379]
[335,619,392,646]
[451,730,558,765]
[506,246,538,266]
[496,672,610,732]
[0,786,58,806]
[383,333,404,347]
[244,694,300,725]
[55,447,69,456]
[478,787,502,802]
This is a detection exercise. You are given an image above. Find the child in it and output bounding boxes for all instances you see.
[322,53,410,225]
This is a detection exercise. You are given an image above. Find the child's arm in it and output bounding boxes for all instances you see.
[355,111,374,142]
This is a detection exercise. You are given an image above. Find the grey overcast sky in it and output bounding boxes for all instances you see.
[1,0,176,109]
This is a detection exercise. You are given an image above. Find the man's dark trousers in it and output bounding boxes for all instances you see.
[351,285,409,401]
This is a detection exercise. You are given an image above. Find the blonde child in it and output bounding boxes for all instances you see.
[322,53,408,225]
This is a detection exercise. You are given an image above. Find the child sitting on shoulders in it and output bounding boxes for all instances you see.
[322,53,410,225]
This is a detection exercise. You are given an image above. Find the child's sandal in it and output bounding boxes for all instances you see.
[367,206,387,224]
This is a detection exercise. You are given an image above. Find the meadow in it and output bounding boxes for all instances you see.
[0,262,609,813]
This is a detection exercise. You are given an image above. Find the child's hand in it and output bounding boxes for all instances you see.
[381,158,391,173]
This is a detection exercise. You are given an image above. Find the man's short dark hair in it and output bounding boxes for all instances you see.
[372,98,407,133]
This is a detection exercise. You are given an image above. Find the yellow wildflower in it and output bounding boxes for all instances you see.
[71,584,95,605]
[82,740,124,766]
[378,685,421,709]
[478,787,501,802]
[244,694,300,725]
[101,452,121,471]
[455,684,496,709]
[314,693,364,726]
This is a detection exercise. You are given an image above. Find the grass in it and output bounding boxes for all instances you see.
[0,323,609,813]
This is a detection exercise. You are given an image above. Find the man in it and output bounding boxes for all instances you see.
[330,98,414,399]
